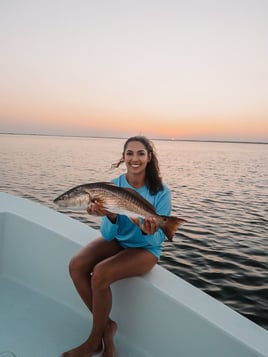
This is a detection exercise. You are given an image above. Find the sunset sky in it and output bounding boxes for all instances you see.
[0,0,267,142]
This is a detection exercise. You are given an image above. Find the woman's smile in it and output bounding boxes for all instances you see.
[130,163,140,168]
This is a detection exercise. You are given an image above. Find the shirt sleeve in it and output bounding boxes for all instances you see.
[100,215,119,241]
[155,184,172,216]
[142,185,172,245]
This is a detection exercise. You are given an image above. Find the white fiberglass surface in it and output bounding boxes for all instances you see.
[0,277,93,357]
[0,209,147,357]
[0,277,147,357]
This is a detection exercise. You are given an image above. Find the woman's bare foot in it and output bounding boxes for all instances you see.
[61,339,103,357]
[102,320,117,357]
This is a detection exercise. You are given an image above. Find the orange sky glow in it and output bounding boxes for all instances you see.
[0,1,267,142]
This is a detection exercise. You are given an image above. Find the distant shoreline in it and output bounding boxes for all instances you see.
[0,132,267,145]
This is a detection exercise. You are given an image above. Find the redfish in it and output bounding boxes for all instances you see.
[53,182,186,241]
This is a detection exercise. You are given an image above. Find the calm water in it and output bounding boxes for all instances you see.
[0,134,267,329]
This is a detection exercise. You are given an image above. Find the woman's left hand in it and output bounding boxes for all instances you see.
[141,217,159,235]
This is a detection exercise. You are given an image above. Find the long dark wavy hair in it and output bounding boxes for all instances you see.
[112,136,163,194]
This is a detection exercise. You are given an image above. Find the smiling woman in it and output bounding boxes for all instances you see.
[58,136,176,357]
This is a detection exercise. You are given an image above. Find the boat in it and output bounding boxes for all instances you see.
[0,192,267,357]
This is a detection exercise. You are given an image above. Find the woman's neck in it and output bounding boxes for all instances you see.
[125,173,145,188]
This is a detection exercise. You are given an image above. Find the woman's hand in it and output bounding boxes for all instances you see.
[86,201,117,223]
[140,217,159,235]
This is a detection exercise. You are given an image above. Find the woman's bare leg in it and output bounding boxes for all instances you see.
[61,237,123,357]
[61,238,157,357]
[89,247,158,357]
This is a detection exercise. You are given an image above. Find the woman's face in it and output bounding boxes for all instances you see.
[123,140,151,176]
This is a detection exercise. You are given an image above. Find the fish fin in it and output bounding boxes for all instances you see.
[130,217,140,227]
[160,216,187,242]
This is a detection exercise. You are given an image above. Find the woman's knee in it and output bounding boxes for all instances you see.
[69,255,80,279]
[91,262,110,291]
[68,253,91,279]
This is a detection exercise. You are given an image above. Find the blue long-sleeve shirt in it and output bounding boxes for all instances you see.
[100,174,172,259]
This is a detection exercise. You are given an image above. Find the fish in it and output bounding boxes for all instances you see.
[53,182,186,241]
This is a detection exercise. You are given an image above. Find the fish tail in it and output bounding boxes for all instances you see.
[160,216,186,242]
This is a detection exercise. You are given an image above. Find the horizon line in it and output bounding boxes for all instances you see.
[0,131,267,145]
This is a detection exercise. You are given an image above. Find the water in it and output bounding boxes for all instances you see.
[0,134,267,330]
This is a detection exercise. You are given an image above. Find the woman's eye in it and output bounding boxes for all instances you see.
[125,150,147,156]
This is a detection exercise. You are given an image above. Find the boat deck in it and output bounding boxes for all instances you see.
[0,276,95,357]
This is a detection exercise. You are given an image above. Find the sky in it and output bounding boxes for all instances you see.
[0,0,267,142]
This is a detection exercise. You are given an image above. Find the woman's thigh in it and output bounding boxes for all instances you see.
[70,237,123,273]
[93,248,158,286]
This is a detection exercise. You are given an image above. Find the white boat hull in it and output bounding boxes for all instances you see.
[0,193,267,357]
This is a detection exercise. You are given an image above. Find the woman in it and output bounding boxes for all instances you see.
[62,136,173,357]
